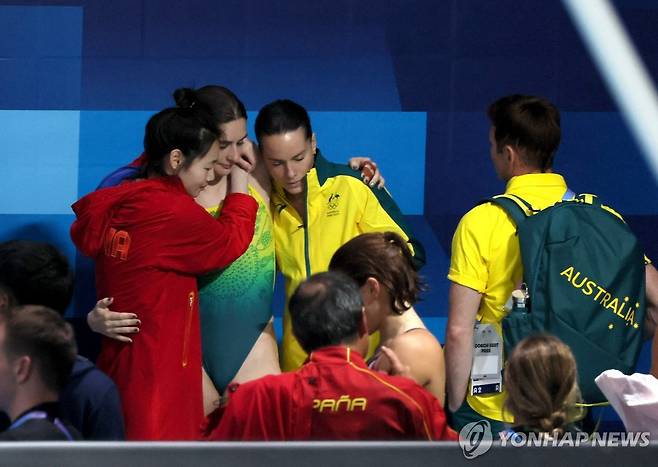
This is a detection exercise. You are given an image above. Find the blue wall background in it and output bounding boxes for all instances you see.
[1,1,657,390]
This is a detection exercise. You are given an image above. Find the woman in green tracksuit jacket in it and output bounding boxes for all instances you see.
[255,98,425,371]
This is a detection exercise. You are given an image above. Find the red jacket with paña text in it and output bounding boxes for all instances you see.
[71,176,257,440]
[206,346,457,441]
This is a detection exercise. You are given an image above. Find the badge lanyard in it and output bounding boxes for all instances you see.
[470,323,503,395]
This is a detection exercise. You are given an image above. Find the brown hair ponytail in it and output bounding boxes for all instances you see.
[504,334,584,435]
[329,232,425,313]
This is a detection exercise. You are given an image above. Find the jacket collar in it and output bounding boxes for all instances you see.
[505,172,566,194]
[11,401,60,424]
[307,345,367,368]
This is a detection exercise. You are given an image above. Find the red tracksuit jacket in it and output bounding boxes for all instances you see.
[207,346,457,441]
[71,176,257,440]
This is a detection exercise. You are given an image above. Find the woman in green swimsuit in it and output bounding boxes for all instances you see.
[88,85,383,413]
[193,86,280,406]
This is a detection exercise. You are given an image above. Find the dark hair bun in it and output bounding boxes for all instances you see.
[173,87,197,109]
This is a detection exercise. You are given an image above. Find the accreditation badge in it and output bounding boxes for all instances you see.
[470,322,503,395]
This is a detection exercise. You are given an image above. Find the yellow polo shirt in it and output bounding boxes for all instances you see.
[448,173,568,422]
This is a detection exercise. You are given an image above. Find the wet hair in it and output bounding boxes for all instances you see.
[329,232,425,314]
[504,334,584,434]
[142,87,219,176]
[0,240,73,315]
[289,271,363,353]
[1,305,77,393]
[195,85,247,136]
[254,99,312,144]
[487,94,560,171]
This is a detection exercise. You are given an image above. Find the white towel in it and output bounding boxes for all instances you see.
[595,369,658,437]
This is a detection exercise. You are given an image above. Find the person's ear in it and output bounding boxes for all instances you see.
[311,133,317,155]
[506,144,527,171]
[503,144,516,163]
[13,355,32,384]
[361,277,380,307]
[168,149,184,173]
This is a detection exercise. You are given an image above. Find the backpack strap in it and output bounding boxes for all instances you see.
[487,194,537,226]
[575,193,629,225]
[575,193,601,206]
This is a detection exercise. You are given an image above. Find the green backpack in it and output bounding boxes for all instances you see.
[492,193,646,404]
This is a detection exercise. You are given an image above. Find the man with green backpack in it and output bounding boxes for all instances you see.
[444,94,658,434]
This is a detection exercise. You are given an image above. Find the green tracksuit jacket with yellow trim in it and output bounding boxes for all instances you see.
[272,150,425,371]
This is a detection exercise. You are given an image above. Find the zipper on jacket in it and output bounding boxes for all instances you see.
[182,291,194,368]
[303,186,311,279]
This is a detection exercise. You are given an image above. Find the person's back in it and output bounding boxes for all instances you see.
[445,94,658,435]
[502,334,584,441]
[71,93,258,439]
[213,346,451,440]
[329,232,446,405]
[0,306,82,442]
[0,239,124,440]
[74,177,248,439]
[0,402,81,441]
[208,272,455,441]
[301,346,448,440]
[445,95,569,433]
[59,356,124,440]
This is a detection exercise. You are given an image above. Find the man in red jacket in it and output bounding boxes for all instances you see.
[207,271,456,441]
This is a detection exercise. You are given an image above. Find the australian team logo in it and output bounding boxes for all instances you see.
[327,192,341,217]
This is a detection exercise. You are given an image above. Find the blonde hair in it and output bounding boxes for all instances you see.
[504,334,584,434]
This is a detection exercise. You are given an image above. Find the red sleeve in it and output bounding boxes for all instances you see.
[209,380,290,441]
[157,192,258,276]
[410,387,458,441]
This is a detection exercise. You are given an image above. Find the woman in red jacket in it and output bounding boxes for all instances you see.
[70,88,258,440]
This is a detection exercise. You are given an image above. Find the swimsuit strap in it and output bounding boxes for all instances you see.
[403,327,425,334]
